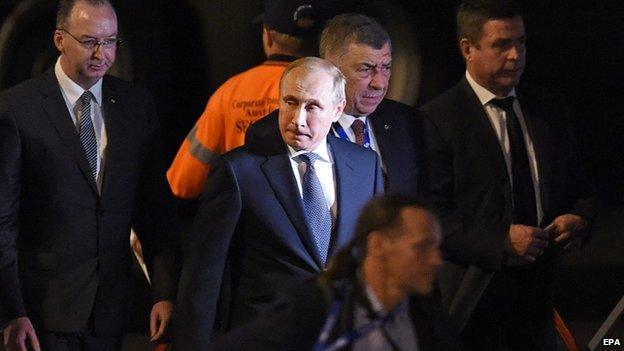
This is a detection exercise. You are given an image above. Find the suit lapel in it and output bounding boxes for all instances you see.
[329,136,360,253]
[458,79,510,182]
[368,104,392,180]
[261,151,324,270]
[518,96,552,221]
[98,79,122,198]
[38,70,99,195]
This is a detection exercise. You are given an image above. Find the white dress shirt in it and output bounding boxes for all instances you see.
[287,139,337,221]
[466,71,543,224]
[55,57,108,191]
[334,114,385,172]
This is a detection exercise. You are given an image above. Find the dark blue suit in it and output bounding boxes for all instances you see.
[174,130,384,350]
[246,99,428,197]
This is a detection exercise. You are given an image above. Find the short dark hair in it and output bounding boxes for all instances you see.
[56,0,113,28]
[323,195,430,283]
[456,0,523,43]
[319,13,391,59]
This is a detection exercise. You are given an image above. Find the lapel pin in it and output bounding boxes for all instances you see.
[384,124,389,130]
[110,98,116,104]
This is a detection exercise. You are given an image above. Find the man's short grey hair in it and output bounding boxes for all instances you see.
[319,13,391,59]
[280,57,346,104]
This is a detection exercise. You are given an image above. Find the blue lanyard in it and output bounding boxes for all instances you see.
[313,298,394,351]
[332,120,372,149]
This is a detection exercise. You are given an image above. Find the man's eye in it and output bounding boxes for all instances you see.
[82,39,98,48]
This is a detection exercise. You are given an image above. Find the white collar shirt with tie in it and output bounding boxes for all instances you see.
[55,56,107,190]
[287,138,337,221]
[335,114,385,173]
[465,71,543,224]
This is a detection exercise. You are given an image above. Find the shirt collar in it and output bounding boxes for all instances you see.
[54,56,103,106]
[465,70,516,106]
[337,113,367,132]
[287,137,332,163]
[363,280,410,317]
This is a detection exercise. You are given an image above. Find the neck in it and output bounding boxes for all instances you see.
[60,56,96,90]
[363,258,406,311]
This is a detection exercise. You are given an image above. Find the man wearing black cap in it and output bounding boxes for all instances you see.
[167,0,322,199]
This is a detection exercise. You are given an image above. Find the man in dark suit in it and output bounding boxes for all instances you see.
[420,0,595,350]
[174,57,384,349]
[0,0,177,350]
[211,195,457,351]
[247,13,427,197]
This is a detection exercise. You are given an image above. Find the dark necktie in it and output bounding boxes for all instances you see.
[351,119,366,146]
[79,91,98,180]
[490,97,537,226]
[299,153,332,265]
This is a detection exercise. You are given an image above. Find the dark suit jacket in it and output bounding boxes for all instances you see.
[245,99,428,197]
[174,133,384,349]
[0,69,178,335]
[210,277,459,351]
[420,77,595,339]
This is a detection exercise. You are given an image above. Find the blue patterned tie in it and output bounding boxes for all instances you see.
[79,91,98,180]
[299,153,332,265]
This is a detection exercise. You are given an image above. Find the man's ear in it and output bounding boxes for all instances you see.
[459,38,472,61]
[366,231,386,258]
[263,26,274,49]
[54,30,64,53]
[332,99,346,122]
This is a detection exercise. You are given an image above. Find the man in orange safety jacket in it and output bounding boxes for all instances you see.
[167,0,325,198]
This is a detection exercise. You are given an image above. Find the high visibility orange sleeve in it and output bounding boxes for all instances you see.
[167,60,288,198]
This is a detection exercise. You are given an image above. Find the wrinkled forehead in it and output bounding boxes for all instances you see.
[339,41,392,65]
[280,67,334,96]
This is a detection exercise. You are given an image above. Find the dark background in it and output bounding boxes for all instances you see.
[1,0,622,348]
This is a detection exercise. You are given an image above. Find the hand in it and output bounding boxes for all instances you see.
[506,224,549,263]
[150,300,174,342]
[2,317,40,351]
[548,214,588,250]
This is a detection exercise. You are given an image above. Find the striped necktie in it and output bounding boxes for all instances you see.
[79,91,98,180]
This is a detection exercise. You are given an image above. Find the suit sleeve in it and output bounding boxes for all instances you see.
[131,92,179,303]
[411,109,430,200]
[0,92,27,327]
[421,109,507,271]
[555,101,597,223]
[174,156,242,350]
[374,151,385,195]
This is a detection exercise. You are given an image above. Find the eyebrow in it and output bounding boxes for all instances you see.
[360,61,393,68]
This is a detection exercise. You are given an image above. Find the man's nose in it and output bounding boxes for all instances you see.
[370,69,388,90]
[92,43,105,59]
[292,107,306,127]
